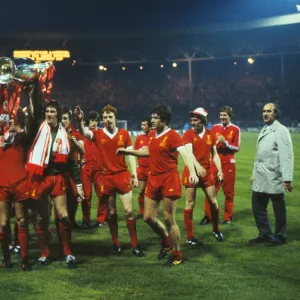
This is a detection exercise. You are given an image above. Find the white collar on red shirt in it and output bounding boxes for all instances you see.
[103,127,119,139]
[155,127,171,138]
[195,127,206,138]
[221,122,232,128]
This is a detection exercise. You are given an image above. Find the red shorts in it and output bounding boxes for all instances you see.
[145,171,182,201]
[81,168,103,199]
[0,176,29,202]
[137,165,149,181]
[182,166,215,189]
[99,170,132,195]
[30,174,67,200]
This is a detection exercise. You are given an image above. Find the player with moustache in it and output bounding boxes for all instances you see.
[75,104,144,257]
[117,105,199,267]
[27,100,81,268]
[182,108,224,245]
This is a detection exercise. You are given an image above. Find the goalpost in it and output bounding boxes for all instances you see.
[99,120,127,130]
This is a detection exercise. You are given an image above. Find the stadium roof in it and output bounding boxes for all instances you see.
[1,13,300,64]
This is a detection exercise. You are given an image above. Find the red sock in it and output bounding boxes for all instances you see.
[138,195,144,215]
[211,205,220,232]
[107,214,120,246]
[18,225,29,261]
[59,220,72,256]
[81,198,92,224]
[171,249,182,260]
[0,229,10,259]
[34,226,50,257]
[97,197,108,223]
[184,209,194,239]
[126,219,138,248]
[162,235,172,249]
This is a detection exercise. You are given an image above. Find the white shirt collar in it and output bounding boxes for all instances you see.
[155,128,171,138]
[103,127,119,139]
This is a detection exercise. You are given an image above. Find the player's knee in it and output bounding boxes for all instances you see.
[107,210,116,219]
[0,219,9,229]
[138,190,145,197]
[143,214,155,224]
[17,218,27,228]
[58,216,71,226]
[185,201,195,210]
[124,208,133,218]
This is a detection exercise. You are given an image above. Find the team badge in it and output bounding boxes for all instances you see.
[100,138,106,144]
[159,136,168,148]
[117,135,125,146]
[227,131,233,138]
[206,135,212,145]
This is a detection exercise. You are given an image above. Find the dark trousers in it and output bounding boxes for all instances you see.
[252,191,286,239]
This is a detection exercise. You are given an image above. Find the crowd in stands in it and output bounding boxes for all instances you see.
[49,55,300,130]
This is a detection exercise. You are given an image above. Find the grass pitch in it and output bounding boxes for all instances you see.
[1,133,300,300]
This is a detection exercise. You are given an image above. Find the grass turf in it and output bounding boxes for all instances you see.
[1,133,299,300]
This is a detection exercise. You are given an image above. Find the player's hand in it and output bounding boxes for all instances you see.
[217,171,224,183]
[131,174,138,187]
[284,182,293,193]
[195,163,206,178]
[250,176,254,185]
[74,106,84,122]
[217,135,226,144]
[70,136,78,144]
[189,173,199,185]
[116,148,127,155]
[76,183,85,202]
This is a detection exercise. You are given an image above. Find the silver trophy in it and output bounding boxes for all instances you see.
[0,57,52,84]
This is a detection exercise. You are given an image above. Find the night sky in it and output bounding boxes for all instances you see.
[2,0,299,33]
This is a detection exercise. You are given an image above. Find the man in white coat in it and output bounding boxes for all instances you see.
[249,103,294,246]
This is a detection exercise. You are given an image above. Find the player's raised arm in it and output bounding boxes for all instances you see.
[73,106,93,139]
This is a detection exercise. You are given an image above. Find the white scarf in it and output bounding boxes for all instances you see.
[27,121,70,176]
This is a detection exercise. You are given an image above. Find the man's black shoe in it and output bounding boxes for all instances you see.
[2,257,12,269]
[199,216,211,225]
[37,256,49,266]
[157,245,172,260]
[65,255,77,269]
[186,237,204,246]
[265,236,286,247]
[248,235,271,244]
[164,254,183,267]
[112,244,122,255]
[20,258,32,271]
[221,220,231,225]
[136,214,144,221]
[132,246,145,257]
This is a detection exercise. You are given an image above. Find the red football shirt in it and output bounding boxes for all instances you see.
[0,132,27,187]
[148,128,183,175]
[134,133,150,167]
[93,128,132,175]
[183,128,216,167]
[82,137,102,170]
[210,123,241,164]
